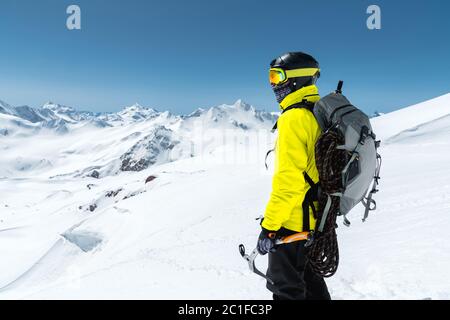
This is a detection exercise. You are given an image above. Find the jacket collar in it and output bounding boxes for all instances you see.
[279,85,320,110]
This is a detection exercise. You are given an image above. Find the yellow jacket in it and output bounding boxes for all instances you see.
[262,85,322,232]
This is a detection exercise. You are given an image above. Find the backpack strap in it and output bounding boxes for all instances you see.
[303,171,316,188]
[302,172,319,232]
[318,195,332,233]
[302,193,312,232]
[283,101,315,114]
[271,101,315,132]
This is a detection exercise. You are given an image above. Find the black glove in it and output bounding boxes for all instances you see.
[257,228,277,255]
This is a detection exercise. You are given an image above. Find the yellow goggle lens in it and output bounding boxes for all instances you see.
[269,69,287,85]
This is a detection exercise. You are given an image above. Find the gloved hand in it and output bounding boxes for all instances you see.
[257,227,278,255]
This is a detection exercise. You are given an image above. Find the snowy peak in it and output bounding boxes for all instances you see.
[185,99,277,130]
[0,100,16,115]
[231,99,252,111]
[14,105,57,123]
[41,102,97,123]
[42,102,76,114]
[120,103,159,114]
[0,101,57,124]
[117,103,159,122]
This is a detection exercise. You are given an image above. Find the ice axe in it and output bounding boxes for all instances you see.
[239,231,311,284]
[238,244,275,285]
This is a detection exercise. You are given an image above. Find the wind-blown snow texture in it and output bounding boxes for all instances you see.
[1,94,449,299]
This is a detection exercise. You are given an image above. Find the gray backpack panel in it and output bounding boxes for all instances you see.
[314,89,380,219]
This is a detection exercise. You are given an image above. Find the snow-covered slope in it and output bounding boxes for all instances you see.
[0,93,449,299]
[371,93,450,141]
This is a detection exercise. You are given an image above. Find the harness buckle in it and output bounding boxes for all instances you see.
[304,231,315,248]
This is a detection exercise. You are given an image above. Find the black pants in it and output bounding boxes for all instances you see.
[266,228,331,300]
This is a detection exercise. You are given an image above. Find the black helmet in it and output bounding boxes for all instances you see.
[270,52,320,104]
[271,52,319,70]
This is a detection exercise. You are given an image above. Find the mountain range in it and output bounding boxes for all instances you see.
[0,99,278,178]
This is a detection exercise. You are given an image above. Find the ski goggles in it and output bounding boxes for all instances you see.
[269,67,320,86]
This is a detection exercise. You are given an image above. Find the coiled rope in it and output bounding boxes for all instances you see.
[306,130,348,278]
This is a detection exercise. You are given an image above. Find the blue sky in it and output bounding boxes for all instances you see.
[0,0,449,114]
